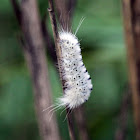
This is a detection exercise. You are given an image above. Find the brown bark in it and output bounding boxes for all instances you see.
[55,0,69,30]
[115,87,130,140]
[122,0,140,139]
[55,0,76,30]
[48,0,76,140]
[74,106,89,140]
[41,14,57,63]
[11,0,60,140]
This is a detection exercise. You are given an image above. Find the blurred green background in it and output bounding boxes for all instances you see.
[0,0,135,140]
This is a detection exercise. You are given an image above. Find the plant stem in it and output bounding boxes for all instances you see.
[122,0,140,139]
[48,0,76,140]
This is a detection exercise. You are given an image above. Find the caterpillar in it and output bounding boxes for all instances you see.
[57,23,93,110]
[43,18,93,117]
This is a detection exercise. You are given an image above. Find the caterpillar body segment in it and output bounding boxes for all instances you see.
[57,31,93,109]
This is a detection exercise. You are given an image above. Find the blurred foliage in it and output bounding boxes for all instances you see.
[0,0,135,140]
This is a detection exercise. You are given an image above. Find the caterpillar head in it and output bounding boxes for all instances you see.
[59,32,78,48]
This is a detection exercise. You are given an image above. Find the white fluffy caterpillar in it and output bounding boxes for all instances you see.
[43,18,93,117]
[57,26,93,110]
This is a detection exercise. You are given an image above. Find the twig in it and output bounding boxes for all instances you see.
[48,0,76,140]
[11,0,21,25]
[11,0,60,140]
[122,0,140,139]
[41,14,57,63]
[115,86,130,140]
[74,105,89,140]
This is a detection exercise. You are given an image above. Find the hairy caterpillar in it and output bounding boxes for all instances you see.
[43,18,93,116]
[57,21,93,110]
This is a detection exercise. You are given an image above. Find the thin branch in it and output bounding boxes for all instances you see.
[74,105,89,140]
[48,0,59,41]
[115,86,131,140]
[41,14,57,63]
[11,0,22,25]
[11,0,60,140]
[48,0,76,140]
[122,0,140,139]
